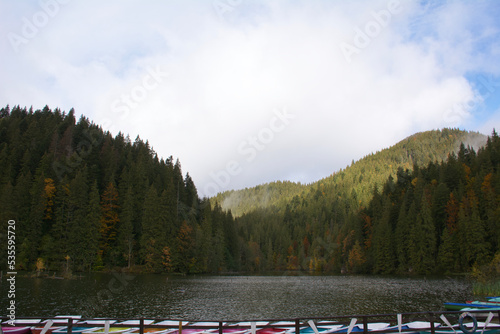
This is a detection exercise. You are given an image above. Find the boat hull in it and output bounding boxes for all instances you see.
[1,327,32,334]
[444,302,500,311]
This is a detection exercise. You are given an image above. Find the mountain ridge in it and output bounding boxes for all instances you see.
[213,128,487,217]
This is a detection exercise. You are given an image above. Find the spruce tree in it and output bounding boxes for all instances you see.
[418,195,436,274]
[372,197,395,274]
[140,185,164,272]
[118,186,135,268]
[99,182,120,266]
[67,169,89,270]
[86,180,101,271]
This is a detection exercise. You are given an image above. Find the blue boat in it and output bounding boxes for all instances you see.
[52,327,98,334]
[443,302,500,311]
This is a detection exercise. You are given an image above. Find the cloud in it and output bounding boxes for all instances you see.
[1,0,499,197]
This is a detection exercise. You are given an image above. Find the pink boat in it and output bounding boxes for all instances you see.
[256,328,291,334]
[1,327,32,334]
[31,326,64,334]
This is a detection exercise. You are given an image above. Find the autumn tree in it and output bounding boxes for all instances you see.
[174,220,195,273]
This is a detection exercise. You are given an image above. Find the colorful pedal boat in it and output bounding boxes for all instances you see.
[1,327,32,334]
[84,327,138,334]
[444,302,500,311]
[2,319,43,333]
[52,327,100,334]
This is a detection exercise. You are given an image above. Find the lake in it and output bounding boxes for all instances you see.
[1,273,473,320]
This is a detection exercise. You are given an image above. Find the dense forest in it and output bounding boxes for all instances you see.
[361,138,500,274]
[1,105,498,275]
[214,129,487,217]
[0,105,237,274]
[233,131,500,274]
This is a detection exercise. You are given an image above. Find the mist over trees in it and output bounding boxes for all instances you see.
[1,105,498,275]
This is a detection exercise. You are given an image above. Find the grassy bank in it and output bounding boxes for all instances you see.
[473,280,500,295]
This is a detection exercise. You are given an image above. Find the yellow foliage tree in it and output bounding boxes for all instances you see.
[43,178,56,220]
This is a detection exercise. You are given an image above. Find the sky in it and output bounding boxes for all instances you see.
[1,0,500,197]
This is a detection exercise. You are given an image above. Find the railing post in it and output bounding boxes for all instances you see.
[67,317,73,334]
[295,319,301,334]
[179,320,183,334]
[219,321,223,334]
[140,318,144,334]
[363,316,368,334]
[429,313,435,334]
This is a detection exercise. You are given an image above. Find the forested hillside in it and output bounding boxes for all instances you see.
[215,129,486,217]
[234,131,499,274]
[0,106,238,273]
[1,105,497,275]
[361,136,500,274]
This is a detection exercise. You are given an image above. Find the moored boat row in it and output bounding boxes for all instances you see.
[444,297,500,312]
[2,311,500,334]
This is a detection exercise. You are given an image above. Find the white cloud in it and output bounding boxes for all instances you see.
[1,0,499,197]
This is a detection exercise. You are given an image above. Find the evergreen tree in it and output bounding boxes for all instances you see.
[20,172,46,268]
[140,185,165,272]
[67,169,89,270]
[51,178,71,269]
[372,197,395,274]
[118,186,135,268]
[86,180,101,271]
[458,200,490,269]
[394,196,410,272]
[437,227,458,273]
[416,195,437,274]
[99,182,120,265]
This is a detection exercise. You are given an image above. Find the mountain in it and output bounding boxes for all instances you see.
[2,105,496,275]
[360,131,500,274]
[213,128,487,217]
[229,128,497,274]
[0,105,239,274]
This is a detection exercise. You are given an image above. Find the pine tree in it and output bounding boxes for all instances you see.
[118,187,135,268]
[86,180,101,271]
[417,195,436,274]
[458,200,490,269]
[51,179,71,269]
[20,172,46,268]
[140,185,164,272]
[99,182,120,266]
[372,197,395,274]
[67,169,89,270]
[394,197,410,272]
[195,200,213,272]
[437,227,457,273]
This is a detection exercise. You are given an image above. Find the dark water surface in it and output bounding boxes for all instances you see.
[1,274,472,320]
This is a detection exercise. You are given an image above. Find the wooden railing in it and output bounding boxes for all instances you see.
[1,310,500,334]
